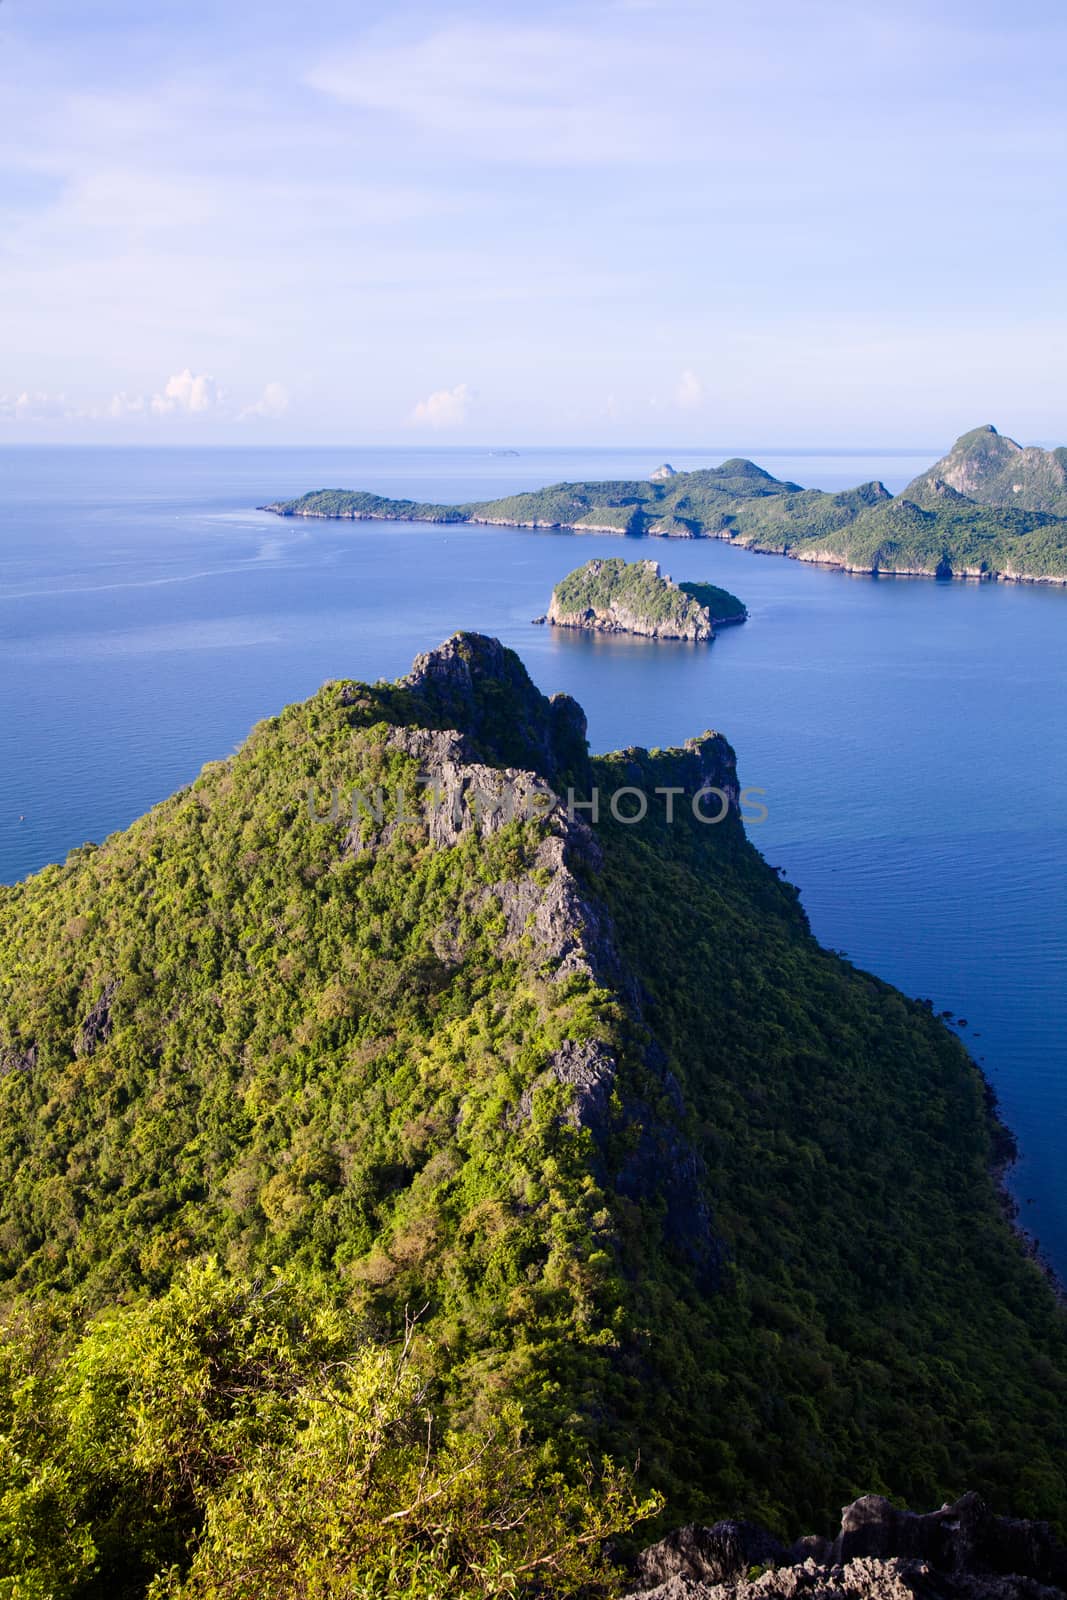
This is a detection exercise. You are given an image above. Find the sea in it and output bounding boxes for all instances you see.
[1,444,1065,1278]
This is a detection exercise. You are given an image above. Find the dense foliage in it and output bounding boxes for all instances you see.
[262,489,471,523]
[677,580,747,622]
[0,1262,655,1598]
[267,428,1067,580]
[1,632,1065,1594]
[584,746,1067,1528]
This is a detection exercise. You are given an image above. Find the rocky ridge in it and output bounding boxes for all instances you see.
[625,1493,1067,1600]
[386,633,734,1273]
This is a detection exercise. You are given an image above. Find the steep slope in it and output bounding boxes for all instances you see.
[1,635,1065,1560]
[791,487,1067,581]
[901,426,1067,516]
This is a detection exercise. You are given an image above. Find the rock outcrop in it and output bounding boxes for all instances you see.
[625,1494,1067,1600]
[902,426,1067,517]
[399,630,590,786]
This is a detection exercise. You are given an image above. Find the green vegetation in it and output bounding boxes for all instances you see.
[548,558,743,637]
[261,488,471,523]
[265,427,1067,582]
[901,425,1067,517]
[678,580,748,622]
[1,632,1065,1595]
[789,483,1067,580]
[0,1262,654,1599]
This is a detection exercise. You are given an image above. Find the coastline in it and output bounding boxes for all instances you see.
[260,503,1067,586]
[991,1124,1067,1303]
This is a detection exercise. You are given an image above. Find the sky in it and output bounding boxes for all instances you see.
[1,0,1066,447]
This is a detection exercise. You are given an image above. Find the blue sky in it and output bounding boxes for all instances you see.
[2,0,1065,446]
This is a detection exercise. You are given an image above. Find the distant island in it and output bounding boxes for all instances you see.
[538,557,746,640]
[262,425,1067,585]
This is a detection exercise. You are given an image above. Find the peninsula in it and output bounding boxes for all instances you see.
[1,634,1065,1599]
[542,557,746,640]
[262,425,1067,585]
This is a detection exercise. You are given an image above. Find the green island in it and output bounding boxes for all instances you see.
[263,425,1067,584]
[542,558,747,640]
[1,632,1065,1598]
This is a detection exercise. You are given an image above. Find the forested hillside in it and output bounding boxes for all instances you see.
[1,634,1064,1597]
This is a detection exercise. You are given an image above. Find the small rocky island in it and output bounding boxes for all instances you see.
[539,557,747,640]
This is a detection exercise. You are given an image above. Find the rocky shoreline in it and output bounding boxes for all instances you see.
[541,558,746,641]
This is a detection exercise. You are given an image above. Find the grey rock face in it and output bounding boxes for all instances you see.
[77,981,117,1057]
[634,1521,786,1590]
[626,1495,1067,1600]
[0,1042,38,1077]
[399,631,589,786]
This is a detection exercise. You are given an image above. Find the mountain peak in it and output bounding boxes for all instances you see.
[901,425,1067,515]
[399,631,589,785]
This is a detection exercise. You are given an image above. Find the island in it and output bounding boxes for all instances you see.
[262,425,1067,585]
[540,556,746,640]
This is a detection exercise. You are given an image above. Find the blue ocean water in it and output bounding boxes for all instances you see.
[1,445,1065,1276]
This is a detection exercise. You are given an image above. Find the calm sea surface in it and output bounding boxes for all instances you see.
[1,446,1065,1275]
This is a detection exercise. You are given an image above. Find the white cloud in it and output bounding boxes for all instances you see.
[238,381,290,421]
[1,371,294,430]
[676,369,704,410]
[410,382,471,430]
[150,368,223,415]
[0,390,76,421]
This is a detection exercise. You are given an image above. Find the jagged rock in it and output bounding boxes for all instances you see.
[0,1041,38,1077]
[548,1037,617,1129]
[833,1493,1067,1588]
[651,463,678,481]
[371,639,727,1274]
[399,632,588,785]
[625,1496,1067,1600]
[635,1521,786,1589]
[636,1555,1067,1600]
[77,982,117,1056]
